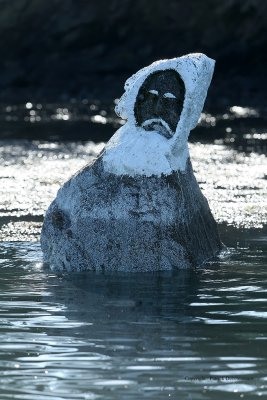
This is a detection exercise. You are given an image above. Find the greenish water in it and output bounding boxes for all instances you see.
[0,104,266,399]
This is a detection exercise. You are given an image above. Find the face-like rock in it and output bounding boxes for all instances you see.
[134,69,185,139]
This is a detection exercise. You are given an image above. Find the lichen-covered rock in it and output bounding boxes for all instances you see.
[41,53,222,272]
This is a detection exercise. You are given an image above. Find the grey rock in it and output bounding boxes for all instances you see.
[41,156,222,272]
[41,54,223,272]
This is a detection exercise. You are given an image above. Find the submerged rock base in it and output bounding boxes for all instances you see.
[41,157,222,272]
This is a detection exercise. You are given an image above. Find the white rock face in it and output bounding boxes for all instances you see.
[41,53,222,272]
[103,53,215,176]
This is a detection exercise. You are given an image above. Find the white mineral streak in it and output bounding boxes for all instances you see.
[102,53,215,176]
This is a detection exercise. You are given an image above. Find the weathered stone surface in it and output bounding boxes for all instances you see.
[41,157,222,272]
[41,53,222,272]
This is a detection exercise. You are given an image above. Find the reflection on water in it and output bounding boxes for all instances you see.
[0,100,122,142]
[0,228,266,399]
[0,133,266,241]
[0,101,266,398]
[0,101,267,152]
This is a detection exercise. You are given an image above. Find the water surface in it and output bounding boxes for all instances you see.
[0,229,266,399]
[0,102,266,399]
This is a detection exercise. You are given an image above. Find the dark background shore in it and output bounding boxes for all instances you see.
[0,0,266,108]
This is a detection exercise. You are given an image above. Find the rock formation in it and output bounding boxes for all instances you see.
[41,53,222,272]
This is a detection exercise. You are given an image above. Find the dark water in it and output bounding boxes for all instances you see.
[1,101,267,152]
[0,101,266,398]
[0,227,266,399]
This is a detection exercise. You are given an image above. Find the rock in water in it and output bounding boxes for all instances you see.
[41,53,222,272]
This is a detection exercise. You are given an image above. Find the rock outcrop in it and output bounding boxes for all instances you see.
[41,156,221,272]
[41,53,222,272]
